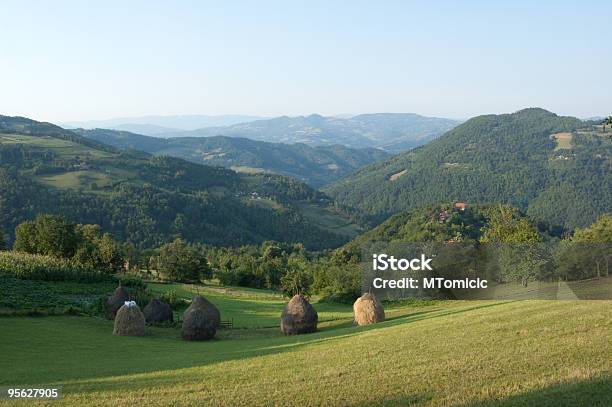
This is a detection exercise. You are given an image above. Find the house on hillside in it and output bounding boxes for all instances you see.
[454,202,469,211]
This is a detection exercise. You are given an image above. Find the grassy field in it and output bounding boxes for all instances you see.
[297,202,361,238]
[0,294,611,406]
[0,134,114,159]
[37,170,113,190]
[551,132,573,150]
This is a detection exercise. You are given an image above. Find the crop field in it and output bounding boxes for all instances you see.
[0,284,611,406]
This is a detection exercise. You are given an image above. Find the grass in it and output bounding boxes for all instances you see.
[0,133,137,192]
[148,282,353,328]
[551,132,573,150]
[37,170,113,189]
[455,276,612,301]
[0,134,114,159]
[0,298,611,406]
[297,202,361,238]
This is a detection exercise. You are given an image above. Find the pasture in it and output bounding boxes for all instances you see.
[551,132,573,150]
[0,283,611,406]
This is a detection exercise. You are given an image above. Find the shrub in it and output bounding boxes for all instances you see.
[159,289,186,310]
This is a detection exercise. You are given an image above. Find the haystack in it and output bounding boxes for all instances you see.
[181,295,220,341]
[106,286,129,319]
[353,293,385,326]
[280,294,318,335]
[113,301,146,336]
[143,298,173,324]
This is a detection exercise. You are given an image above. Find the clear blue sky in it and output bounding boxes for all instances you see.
[1,0,610,122]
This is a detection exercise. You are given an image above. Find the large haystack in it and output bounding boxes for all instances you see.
[181,295,220,341]
[353,293,385,326]
[106,286,129,319]
[143,298,173,324]
[113,301,146,336]
[280,294,318,335]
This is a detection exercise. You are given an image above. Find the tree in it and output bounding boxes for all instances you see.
[562,214,612,279]
[72,224,124,273]
[480,205,541,244]
[602,116,612,133]
[14,215,78,258]
[573,214,612,242]
[280,257,313,297]
[480,206,544,286]
[155,238,211,283]
[0,227,5,251]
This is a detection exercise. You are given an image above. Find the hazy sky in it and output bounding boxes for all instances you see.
[1,0,610,123]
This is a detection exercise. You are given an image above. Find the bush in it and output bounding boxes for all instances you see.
[159,289,187,310]
[311,262,361,302]
[0,251,113,282]
[117,274,148,290]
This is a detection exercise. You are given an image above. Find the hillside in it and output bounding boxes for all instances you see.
[156,113,460,153]
[74,129,390,187]
[325,108,612,231]
[0,116,360,250]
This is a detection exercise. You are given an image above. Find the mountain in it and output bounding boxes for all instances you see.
[0,115,360,250]
[156,113,460,153]
[324,108,612,231]
[74,129,390,187]
[62,114,265,135]
[104,123,180,135]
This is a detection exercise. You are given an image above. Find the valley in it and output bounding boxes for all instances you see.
[0,117,359,250]
[73,129,390,188]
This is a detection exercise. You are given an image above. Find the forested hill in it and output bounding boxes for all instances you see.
[0,115,120,154]
[344,203,541,250]
[0,115,360,250]
[324,108,611,231]
[73,129,389,188]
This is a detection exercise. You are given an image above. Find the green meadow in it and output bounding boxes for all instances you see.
[0,282,611,406]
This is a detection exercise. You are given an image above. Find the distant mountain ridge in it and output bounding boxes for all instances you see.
[74,128,389,187]
[156,113,460,153]
[62,114,266,135]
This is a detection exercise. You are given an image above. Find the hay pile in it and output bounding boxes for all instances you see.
[106,286,129,319]
[353,293,385,326]
[113,301,146,336]
[280,294,318,335]
[181,295,220,341]
[143,299,173,324]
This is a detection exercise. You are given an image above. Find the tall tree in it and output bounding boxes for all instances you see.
[480,205,545,286]
[602,116,612,133]
[14,215,78,258]
[0,227,5,251]
[154,238,211,283]
[569,214,612,278]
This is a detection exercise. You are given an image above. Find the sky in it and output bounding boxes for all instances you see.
[1,0,610,123]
